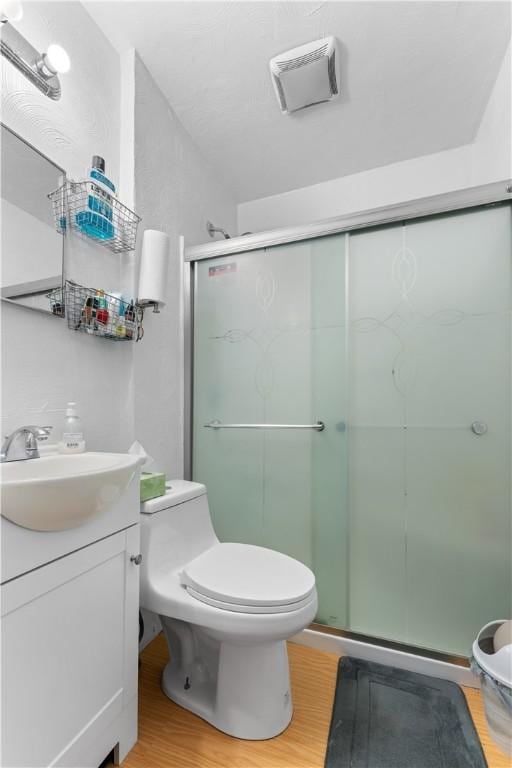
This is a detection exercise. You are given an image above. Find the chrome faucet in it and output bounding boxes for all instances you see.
[0,425,52,462]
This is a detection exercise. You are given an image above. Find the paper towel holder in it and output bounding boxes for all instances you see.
[137,229,170,314]
[137,298,161,314]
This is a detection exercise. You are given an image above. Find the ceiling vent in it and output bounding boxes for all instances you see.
[269,36,339,115]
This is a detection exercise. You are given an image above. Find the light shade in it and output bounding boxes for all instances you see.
[0,0,23,23]
[45,44,70,74]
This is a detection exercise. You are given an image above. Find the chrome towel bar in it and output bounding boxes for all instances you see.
[204,420,325,432]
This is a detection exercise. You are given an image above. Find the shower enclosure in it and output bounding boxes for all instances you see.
[186,183,512,659]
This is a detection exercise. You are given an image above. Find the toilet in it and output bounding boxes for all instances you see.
[139,479,318,740]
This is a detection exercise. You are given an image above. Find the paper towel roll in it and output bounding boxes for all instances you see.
[138,229,170,307]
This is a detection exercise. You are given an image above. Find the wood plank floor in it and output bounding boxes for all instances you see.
[118,634,510,768]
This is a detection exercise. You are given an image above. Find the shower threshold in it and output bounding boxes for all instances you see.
[292,623,477,689]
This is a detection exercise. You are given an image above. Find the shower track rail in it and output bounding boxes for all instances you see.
[185,180,512,261]
[204,420,325,431]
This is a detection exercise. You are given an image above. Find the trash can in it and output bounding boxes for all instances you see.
[472,620,512,756]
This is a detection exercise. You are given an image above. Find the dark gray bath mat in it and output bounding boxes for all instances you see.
[325,657,487,768]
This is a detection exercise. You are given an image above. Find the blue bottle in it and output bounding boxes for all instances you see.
[76,156,116,241]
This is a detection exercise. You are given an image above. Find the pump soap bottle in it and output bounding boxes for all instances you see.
[59,402,86,454]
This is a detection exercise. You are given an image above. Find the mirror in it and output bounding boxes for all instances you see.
[1,124,65,315]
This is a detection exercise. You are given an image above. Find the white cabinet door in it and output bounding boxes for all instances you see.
[1,525,140,768]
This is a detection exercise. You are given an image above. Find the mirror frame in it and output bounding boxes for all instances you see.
[1,122,66,318]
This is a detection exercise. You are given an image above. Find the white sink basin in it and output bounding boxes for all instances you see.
[0,451,143,531]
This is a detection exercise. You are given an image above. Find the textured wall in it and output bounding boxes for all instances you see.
[1,2,135,450]
[471,42,512,185]
[238,44,512,233]
[133,54,237,478]
[83,0,511,203]
[1,2,120,182]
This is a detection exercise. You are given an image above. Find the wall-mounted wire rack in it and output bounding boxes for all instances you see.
[46,285,65,316]
[64,280,144,341]
[48,181,141,254]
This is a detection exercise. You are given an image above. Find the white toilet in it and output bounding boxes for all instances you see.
[139,480,317,740]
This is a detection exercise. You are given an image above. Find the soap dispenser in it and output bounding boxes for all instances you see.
[59,402,86,454]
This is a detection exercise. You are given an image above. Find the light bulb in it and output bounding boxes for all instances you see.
[44,44,70,75]
[0,0,23,22]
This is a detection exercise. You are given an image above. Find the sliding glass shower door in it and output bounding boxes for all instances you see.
[193,236,349,628]
[192,201,512,657]
[347,204,511,654]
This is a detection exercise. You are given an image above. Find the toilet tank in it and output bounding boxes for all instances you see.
[140,480,218,573]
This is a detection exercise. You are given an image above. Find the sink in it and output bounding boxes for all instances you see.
[0,451,143,531]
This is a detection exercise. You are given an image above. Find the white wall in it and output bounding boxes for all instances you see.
[1,1,134,450]
[133,55,237,478]
[238,44,512,234]
[0,6,236,467]
[471,42,512,185]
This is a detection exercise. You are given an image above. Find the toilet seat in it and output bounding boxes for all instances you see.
[185,586,316,614]
[180,542,316,615]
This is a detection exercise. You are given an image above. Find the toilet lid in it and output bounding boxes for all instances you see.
[180,543,315,610]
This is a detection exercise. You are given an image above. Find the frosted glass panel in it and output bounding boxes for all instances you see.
[348,204,512,654]
[193,236,348,627]
[193,202,512,656]
[348,426,407,640]
[406,425,510,654]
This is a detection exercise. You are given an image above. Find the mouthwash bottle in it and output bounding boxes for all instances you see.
[76,156,116,241]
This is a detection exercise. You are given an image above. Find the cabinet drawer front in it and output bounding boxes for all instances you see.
[2,530,134,768]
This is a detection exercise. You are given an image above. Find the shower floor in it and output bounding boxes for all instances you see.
[115,634,507,768]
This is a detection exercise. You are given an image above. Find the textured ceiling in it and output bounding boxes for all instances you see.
[85,1,511,202]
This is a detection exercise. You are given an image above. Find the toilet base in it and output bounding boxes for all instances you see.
[160,617,293,740]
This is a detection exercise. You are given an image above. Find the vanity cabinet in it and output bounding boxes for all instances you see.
[1,514,140,767]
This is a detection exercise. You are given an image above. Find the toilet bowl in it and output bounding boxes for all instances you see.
[139,480,317,740]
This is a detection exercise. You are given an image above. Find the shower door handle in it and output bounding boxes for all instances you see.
[204,420,325,431]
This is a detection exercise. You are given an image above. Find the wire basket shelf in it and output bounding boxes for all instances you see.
[64,281,144,342]
[46,285,65,316]
[48,181,141,254]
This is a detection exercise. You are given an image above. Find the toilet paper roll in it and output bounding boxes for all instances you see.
[138,229,170,307]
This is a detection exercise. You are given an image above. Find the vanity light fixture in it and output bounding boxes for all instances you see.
[0,0,22,22]
[0,1,70,100]
[36,44,70,79]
